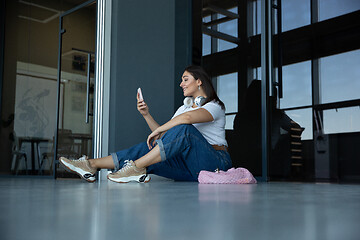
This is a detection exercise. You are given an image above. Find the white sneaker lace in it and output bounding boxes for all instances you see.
[72,155,95,172]
[71,155,88,162]
[119,160,133,173]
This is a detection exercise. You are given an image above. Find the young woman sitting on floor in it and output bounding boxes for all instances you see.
[60,65,232,183]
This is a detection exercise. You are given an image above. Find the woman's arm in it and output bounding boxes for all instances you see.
[147,108,213,149]
[143,113,160,132]
[137,93,160,132]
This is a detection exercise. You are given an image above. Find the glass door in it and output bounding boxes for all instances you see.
[54,0,96,178]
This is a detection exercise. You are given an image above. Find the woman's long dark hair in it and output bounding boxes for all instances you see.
[184,65,225,110]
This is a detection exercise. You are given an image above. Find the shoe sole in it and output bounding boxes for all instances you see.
[107,174,151,183]
[59,157,96,183]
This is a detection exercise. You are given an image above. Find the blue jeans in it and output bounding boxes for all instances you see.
[111,124,232,181]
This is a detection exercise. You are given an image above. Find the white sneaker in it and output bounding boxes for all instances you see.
[107,160,150,183]
[59,156,97,182]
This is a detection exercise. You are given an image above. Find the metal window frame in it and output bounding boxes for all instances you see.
[94,0,111,181]
[202,4,240,47]
[311,0,320,141]
[259,0,273,182]
[0,0,5,125]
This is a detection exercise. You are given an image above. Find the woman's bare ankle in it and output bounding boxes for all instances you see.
[88,159,97,169]
[133,160,146,169]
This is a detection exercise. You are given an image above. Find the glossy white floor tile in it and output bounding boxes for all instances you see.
[0,176,359,240]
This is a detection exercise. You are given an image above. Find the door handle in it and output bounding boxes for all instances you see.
[86,53,91,123]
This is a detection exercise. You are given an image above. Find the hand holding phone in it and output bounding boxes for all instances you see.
[137,87,144,101]
[137,87,148,116]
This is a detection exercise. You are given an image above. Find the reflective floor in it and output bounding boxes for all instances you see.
[0,176,360,240]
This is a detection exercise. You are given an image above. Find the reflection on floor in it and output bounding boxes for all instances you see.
[0,176,359,240]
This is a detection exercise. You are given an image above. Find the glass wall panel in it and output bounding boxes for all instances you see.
[228,7,238,14]
[218,17,238,51]
[279,61,312,109]
[285,108,313,140]
[281,0,310,32]
[217,73,238,114]
[226,78,262,176]
[202,15,211,56]
[270,107,312,180]
[323,107,360,134]
[253,67,261,81]
[203,7,238,54]
[202,34,211,56]
[0,0,94,176]
[55,3,96,179]
[225,114,236,130]
[218,9,237,52]
[320,50,360,104]
[218,39,237,52]
[319,0,360,21]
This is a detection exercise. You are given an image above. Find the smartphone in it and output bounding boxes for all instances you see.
[137,87,144,101]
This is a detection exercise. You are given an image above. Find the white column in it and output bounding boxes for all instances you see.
[94,0,112,181]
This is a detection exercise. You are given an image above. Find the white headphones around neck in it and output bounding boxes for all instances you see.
[184,96,206,108]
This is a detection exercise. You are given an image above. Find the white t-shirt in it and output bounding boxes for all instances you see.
[172,100,228,146]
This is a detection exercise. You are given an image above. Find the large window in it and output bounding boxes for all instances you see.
[202,15,211,56]
[198,0,360,181]
[281,0,310,32]
[218,7,238,52]
[217,73,238,129]
[285,108,313,140]
[218,18,237,51]
[202,7,238,55]
[319,0,360,21]
[323,107,360,134]
[280,61,312,109]
[320,50,360,104]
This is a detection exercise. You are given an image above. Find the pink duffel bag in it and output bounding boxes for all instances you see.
[198,167,257,184]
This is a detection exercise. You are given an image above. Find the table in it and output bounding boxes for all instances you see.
[70,133,92,156]
[18,137,50,175]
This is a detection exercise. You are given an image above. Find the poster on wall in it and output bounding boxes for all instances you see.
[14,74,59,139]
